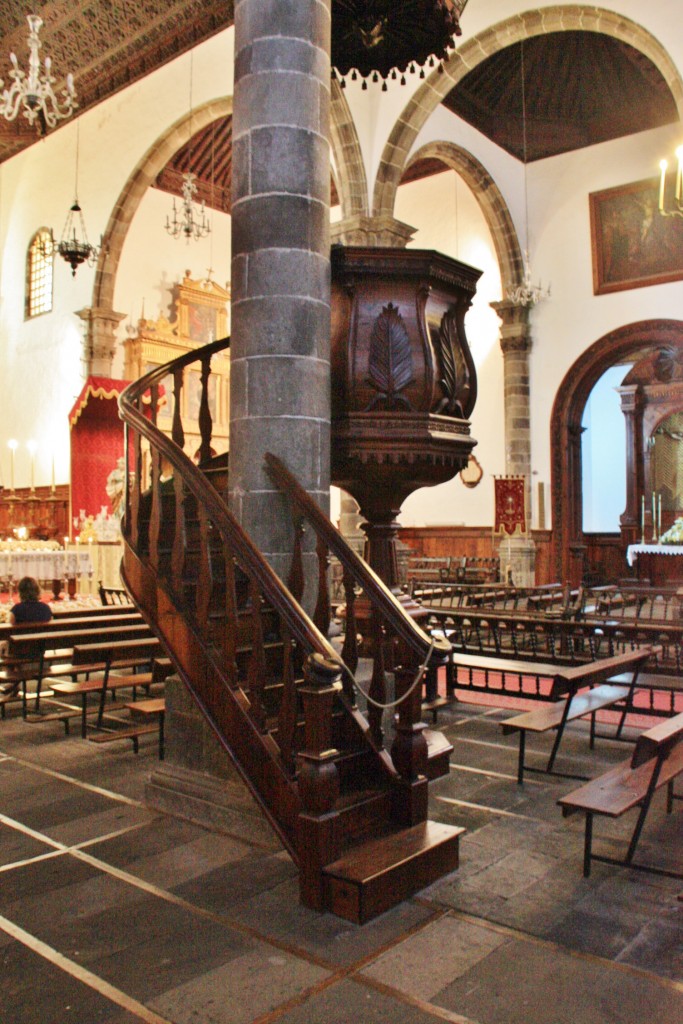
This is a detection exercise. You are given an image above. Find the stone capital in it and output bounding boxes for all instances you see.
[331,214,416,248]
[77,306,127,377]
[491,299,532,355]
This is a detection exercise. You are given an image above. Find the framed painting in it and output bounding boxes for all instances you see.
[589,177,683,295]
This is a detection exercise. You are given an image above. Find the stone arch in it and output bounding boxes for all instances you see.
[330,81,368,220]
[92,97,233,315]
[404,141,522,292]
[550,319,683,583]
[372,6,683,223]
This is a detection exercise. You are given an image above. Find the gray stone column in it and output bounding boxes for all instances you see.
[491,300,536,585]
[229,0,332,594]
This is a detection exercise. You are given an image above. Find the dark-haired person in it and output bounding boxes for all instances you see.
[9,576,53,625]
[0,577,53,700]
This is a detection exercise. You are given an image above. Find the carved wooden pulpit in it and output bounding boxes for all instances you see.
[330,246,481,593]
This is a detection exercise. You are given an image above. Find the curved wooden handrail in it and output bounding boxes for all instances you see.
[264,452,451,664]
[119,340,341,662]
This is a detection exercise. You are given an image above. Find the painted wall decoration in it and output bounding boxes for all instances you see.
[589,177,683,295]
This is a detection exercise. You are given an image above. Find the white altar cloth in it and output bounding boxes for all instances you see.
[0,550,93,580]
[626,543,683,567]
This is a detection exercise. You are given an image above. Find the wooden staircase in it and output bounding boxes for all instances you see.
[118,338,464,923]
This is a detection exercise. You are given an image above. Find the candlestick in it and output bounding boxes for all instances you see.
[658,493,662,540]
[659,159,667,211]
[7,439,17,492]
[641,494,645,544]
[51,456,56,493]
[26,440,37,493]
[652,491,657,542]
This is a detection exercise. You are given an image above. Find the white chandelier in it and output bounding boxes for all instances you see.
[0,15,77,131]
[508,249,551,308]
[165,171,210,242]
[658,146,683,218]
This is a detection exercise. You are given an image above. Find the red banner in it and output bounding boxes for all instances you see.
[494,476,527,536]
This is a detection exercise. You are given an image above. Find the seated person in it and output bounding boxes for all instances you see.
[9,576,53,625]
[1,577,52,696]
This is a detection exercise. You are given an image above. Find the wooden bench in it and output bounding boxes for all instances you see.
[89,696,166,756]
[4,623,155,717]
[558,712,683,879]
[45,639,164,737]
[499,648,652,784]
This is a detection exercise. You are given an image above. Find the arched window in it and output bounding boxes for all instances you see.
[26,229,54,318]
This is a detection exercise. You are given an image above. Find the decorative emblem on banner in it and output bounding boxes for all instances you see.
[494,475,527,536]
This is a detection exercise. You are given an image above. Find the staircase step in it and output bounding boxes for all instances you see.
[425,727,453,781]
[323,819,464,923]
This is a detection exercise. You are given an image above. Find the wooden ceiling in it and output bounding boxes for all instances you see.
[0,7,678,208]
[444,32,679,162]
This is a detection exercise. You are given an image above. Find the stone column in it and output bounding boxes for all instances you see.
[491,300,536,586]
[229,0,332,598]
[76,306,127,376]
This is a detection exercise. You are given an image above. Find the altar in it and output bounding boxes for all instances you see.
[626,543,683,585]
[0,550,93,586]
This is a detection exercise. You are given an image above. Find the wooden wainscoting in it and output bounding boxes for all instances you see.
[398,526,555,584]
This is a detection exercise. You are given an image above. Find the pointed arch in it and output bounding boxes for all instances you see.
[372,7,683,225]
[330,81,369,219]
[92,97,233,315]
[404,141,522,292]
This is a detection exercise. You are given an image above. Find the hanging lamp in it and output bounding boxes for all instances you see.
[331,1,468,91]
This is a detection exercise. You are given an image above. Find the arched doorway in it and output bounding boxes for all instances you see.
[550,320,683,583]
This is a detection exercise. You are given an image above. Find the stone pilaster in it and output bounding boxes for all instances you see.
[76,306,127,377]
[491,299,536,585]
[229,0,332,601]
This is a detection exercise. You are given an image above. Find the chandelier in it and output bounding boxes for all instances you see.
[331,1,467,90]
[56,120,99,276]
[0,14,77,131]
[507,41,550,308]
[166,171,210,242]
[658,147,683,218]
[166,50,210,243]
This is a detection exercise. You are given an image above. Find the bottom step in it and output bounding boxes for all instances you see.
[323,819,465,924]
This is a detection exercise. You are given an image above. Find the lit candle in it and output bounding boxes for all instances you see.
[676,146,683,203]
[641,494,645,535]
[51,456,56,493]
[658,493,662,537]
[652,491,656,525]
[659,159,668,211]
[26,440,37,492]
[7,439,17,491]
[63,536,69,548]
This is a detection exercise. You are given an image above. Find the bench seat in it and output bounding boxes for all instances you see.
[558,711,683,878]
[501,684,630,735]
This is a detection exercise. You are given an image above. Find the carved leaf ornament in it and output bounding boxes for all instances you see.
[435,308,469,417]
[365,302,414,411]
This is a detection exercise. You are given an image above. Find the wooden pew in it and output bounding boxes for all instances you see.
[499,648,652,784]
[87,695,166,756]
[47,639,165,737]
[558,712,683,879]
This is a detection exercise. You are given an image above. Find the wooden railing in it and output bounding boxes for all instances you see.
[118,340,453,902]
[265,452,451,787]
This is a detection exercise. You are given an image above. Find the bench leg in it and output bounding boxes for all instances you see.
[81,695,88,738]
[547,699,572,773]
[589,711,596,750]
[517,731,526,786]
[583,812,593,877]
[625,760,664,865]
[158,711,165,760]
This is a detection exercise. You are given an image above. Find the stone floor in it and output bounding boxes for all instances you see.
[0,694,680,1024]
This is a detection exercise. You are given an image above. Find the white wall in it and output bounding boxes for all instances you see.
[0,29,234,491]
[394,169,504,527]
